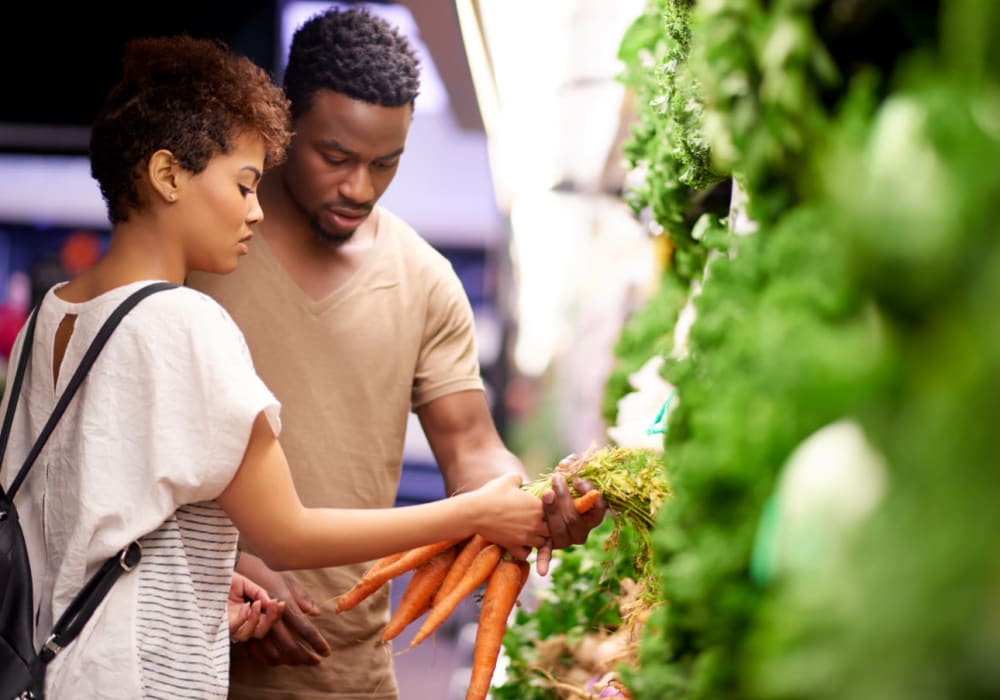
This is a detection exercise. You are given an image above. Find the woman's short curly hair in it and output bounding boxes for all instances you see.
[90,35,292,224]
[283,7,421,120]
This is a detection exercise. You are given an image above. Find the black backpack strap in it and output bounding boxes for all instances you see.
[3,281,178,667]
[38,539,143,662]
[0,306,41,485]
[6,281,177,499]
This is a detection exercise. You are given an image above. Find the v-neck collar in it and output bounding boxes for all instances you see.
[251,208,392,316]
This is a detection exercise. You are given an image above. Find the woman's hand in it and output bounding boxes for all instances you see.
[236,553,332,665]
[469,473,548,560]
[228,570,286,643]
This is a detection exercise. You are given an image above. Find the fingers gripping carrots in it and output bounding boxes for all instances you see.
[573,489,601,514]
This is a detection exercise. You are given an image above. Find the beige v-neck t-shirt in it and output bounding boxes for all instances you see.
[187,207,483,698]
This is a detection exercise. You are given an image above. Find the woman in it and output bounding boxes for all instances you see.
[0,35,547,699]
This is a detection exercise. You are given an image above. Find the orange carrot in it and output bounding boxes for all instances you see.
[466,556,531,700]
[408,543,503,648]
[335,537,465,613]
[433,534,490,607]
[381,546,458,642]
[428,489,597,607]
[573,489,601,514]
[360,551,407,582]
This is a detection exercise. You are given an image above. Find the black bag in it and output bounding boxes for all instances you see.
[0,282,176,699]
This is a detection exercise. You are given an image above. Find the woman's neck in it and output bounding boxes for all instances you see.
[56,222,185,302]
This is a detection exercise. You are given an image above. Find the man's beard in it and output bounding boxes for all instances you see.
[309,215,355,248]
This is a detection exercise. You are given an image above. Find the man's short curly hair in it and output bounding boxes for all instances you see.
[90,35,292,225]
[283,7,421,120]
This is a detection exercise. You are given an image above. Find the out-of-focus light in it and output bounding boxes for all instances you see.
[508,190,652,377]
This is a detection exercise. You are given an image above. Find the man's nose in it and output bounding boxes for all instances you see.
[340,164,375,204]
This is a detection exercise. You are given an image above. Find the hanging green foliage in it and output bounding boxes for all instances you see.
[689,0,939,225]
[615,2,947,697]
[502,2,988,699]
[745,3,1000,694]
[617,0,727,285]
[624,206,893,699]
[688,0,839,225]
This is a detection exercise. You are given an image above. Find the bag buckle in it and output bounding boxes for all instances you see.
[119,540,142,572]
[40,632,64,661]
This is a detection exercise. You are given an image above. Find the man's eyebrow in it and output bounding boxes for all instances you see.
[374,147,405,161]
[318,138,355,156]
[241,166,262,184]
[319,138,404,161]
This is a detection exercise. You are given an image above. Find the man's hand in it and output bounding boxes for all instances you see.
[236,553,332,666]
[229,571,285,643]
[536,454,608,576]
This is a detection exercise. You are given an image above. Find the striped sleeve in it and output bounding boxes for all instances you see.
[136,502,238,699]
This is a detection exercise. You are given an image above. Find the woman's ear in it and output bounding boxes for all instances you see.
[148,149,183,203]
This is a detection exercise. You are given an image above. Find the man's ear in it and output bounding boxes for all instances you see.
[147,149,185,204]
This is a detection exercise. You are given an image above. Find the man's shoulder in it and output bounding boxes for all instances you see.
[377,207,453,269]
[378,208,439,254]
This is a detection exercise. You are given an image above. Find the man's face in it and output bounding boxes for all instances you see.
[282,89,412,246]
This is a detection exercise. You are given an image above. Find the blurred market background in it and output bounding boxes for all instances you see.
[1,1,997,699]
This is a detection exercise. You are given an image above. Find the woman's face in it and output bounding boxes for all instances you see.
[178,131,266,275]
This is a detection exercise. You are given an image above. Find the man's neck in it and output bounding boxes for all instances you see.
[255,170,379,301]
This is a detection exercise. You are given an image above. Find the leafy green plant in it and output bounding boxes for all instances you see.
[618,0,728,286]
[689,0,938,225]
[688,0,840,225]
[610,2,948,698]
[626,207,893,700]
[520,2,969,699]
[745,4,1000,695]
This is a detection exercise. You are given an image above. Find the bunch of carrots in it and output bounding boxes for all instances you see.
[333,447,669,700]
[334,490,602,700]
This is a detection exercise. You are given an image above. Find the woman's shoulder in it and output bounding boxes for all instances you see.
[135,282,236,324]
[43,280,225,321]
[109,282,246,348]
[122,283,254,368]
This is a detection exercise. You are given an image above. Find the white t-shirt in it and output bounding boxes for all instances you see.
[0,281,281,699]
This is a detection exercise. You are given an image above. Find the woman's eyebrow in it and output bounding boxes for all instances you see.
[241,165,262,184]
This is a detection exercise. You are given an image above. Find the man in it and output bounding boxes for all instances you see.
[188,8,605,699]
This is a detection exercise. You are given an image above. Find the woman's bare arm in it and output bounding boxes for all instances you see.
[217,413,548,570]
